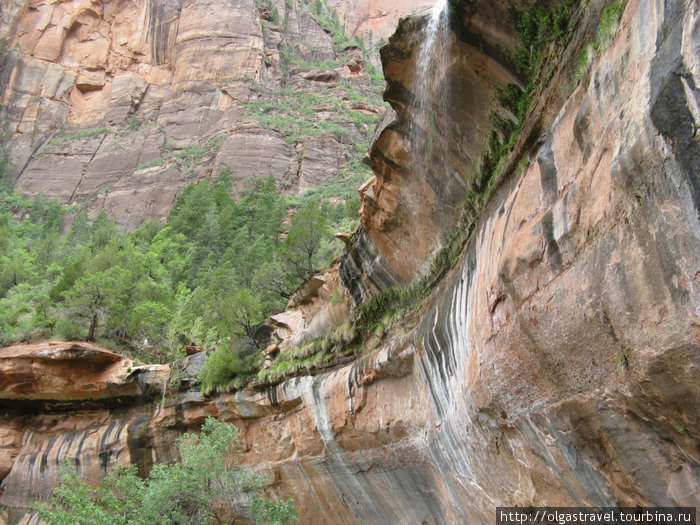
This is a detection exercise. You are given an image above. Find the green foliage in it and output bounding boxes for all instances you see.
[243,87,382,145]
[0,163,358,375]
[136,135,225,173]
[349,218,470,343]
[576,46,593,79]
[244,0,386,146]
[199,342,258,394]
[595,0,624,51]
[250,495,298,525]
[137,157,164,170]
[282,200,330,278]
[512,1,576,78]
[35,417,297,525]
[0,106,11,186]
[257,334,349,385]
[128,116,142,131]
[463,0,580,216]
[0,0,380,385]
[49,126,111,146]
[97,183,113,195]
[575,1,625,80]
[34,464,146,525]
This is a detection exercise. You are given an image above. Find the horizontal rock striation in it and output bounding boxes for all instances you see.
[0,0,387,227]
[0,341,169,408]
[1,0,699,523]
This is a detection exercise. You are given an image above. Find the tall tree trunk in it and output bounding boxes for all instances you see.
[86,313,98,341]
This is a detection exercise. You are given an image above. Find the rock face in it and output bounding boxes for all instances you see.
[0,0,388,227]
[0,341,169,405]
[326,0,433,40]
[341,0,524,290]
[1,0,700,523]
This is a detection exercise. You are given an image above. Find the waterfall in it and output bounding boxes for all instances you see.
[408,5,491,512]
[410,0,450,174]
[414,0,450,98]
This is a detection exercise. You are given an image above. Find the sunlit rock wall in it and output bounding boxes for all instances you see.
[0,0,384,227]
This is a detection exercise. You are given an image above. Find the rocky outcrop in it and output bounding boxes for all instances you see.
[0,342,170,523]
[1,0,699,523]
[327,0,433,41]
[0,341,169,407]
[0,0,387,227]
[340,1,524,293]
[339,227,403,303]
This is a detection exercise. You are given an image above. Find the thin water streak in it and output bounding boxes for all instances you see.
[410,0,450,175]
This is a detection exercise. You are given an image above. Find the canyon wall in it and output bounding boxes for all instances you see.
[1,0,699,523]
[0,0,386,227]
[325,0,433,41]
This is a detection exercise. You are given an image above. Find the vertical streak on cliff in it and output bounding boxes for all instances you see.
[416,250,487,523]
[145,0,182,67]
[306,372,389,524]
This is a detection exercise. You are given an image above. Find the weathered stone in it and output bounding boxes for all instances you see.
[326,0,432,40]
[16,154,91,204]
[289,274,327,306]
[334,231,352,245]
[1,0,389,223]
[297,136,340,193]
[75,72,106,93]
[212,126,297,193]
[185,346,203,356]
[2,1,699,525]
[0,342,169,403]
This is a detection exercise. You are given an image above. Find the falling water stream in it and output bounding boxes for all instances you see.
[410,0,451,176]
[413,0,450,109]
[409,1,492,520]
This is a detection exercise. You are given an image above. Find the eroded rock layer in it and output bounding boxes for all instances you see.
[0,341,168,405]
[342,0,523,292]
[1,0,699,523]
[0,0,386,227]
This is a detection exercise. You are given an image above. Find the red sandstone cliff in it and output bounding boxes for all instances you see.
[0,0,699,523]
[0,0,389,227]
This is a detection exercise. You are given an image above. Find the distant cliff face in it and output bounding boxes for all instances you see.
[326,0,433,41]
[1,0,699,523]
[0,0,391,227]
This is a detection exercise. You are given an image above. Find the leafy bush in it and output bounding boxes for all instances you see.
[35,417,297,525]
[199,342,259,394]
[54,318,84,341]
[512,1,576,78]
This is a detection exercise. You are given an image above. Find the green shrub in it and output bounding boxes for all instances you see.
[595,0,624,51]
[55,318,84,341]
[198,343,258,394]
[576,46,593,79]
[35,417,297,525]
[48,126,111,146]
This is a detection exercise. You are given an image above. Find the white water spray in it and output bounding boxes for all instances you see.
[410,0,451,176]
[415,0,450,85]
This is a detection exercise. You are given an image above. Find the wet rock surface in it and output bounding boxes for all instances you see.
[1,0,699,523]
